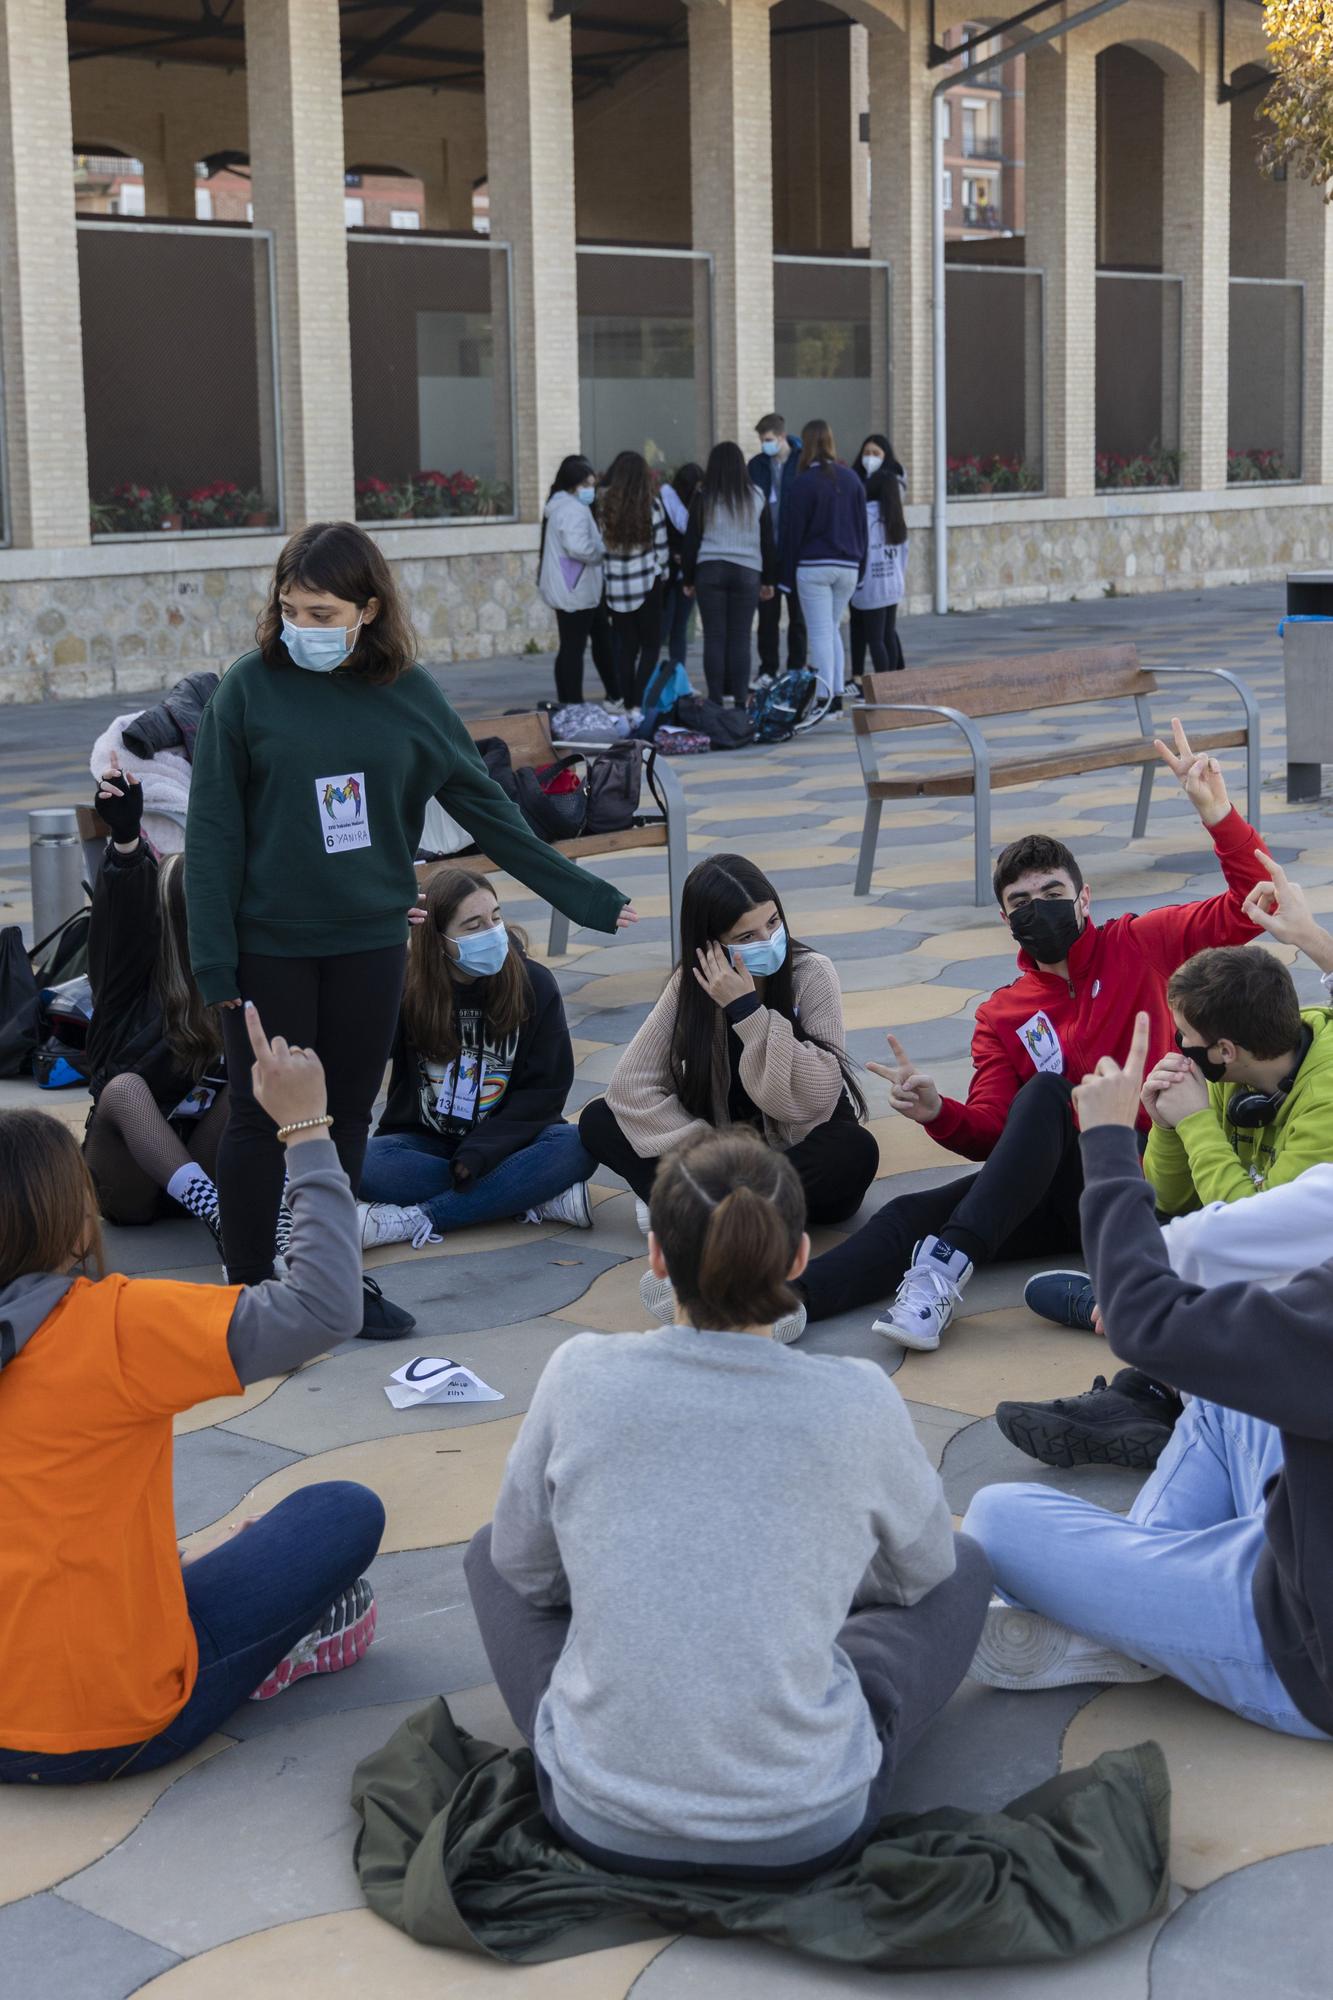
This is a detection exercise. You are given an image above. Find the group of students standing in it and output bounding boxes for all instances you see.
[538,413,909,713]
[4,511,1332,1927]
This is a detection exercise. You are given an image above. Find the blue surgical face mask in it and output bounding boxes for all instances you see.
[575,485,596,506]
[760,439,781,457]
[448,921,509,978]
[282,614,363,674]
[732,923,788,979]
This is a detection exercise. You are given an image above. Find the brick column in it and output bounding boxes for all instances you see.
[0,0,90,546]
[1163,50,1230,492]
[687,0,775,442]
[246,0,355,526]
[143,134,201,220]
[1286,177,1333,485]
[483,0,579,518]
[1024,43,1096,497]
[867,9,932,494]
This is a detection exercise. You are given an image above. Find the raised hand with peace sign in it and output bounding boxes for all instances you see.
[1152,716,1231,828]
[867,1033,943,1125]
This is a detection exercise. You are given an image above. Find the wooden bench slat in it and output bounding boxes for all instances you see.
[852,645,1154,732]
[465,712,553,770]
[867,729,1249,799]
[417,823,667,881]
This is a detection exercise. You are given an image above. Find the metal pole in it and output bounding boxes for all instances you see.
[28,809,83,946]
[928,0,1134,614]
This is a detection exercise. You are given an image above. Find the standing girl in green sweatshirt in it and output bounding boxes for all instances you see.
[186,522,633,1335]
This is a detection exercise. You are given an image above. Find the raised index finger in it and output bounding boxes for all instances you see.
[885,1033,911,1072]
[1171,716,1193,762]
[1124,1009,1152,1089]
[1258,848,1288,891]
[243,1001,273,1065]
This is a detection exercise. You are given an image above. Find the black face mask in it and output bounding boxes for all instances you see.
[1174,1030,1229,1085]
[1008,897,1083,965]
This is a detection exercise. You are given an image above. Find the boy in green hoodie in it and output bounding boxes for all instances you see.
[1008,917,1333,1467]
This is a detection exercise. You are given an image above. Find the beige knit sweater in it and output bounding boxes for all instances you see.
[603,950,852,1157]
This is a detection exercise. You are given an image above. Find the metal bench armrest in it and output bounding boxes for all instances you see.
[853,701,992,785]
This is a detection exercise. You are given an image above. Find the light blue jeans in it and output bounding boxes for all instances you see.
[796,564,858,698]
[360,1122,594,1233]
[963,1398,1330,1738]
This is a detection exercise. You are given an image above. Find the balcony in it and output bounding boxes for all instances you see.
[962,135,1003,160]
[960,204,1004,229]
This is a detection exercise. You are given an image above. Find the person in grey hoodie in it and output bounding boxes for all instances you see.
[0,1007,385,1784]
[465,1125,991,1880]
[538,455,614,705]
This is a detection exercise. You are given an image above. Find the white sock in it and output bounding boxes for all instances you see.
[167,1162,217,1212]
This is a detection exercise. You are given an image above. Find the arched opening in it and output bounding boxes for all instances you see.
[1227,65,1302,481]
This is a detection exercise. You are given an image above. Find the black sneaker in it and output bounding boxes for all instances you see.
[995,1369,1182,1471]
[356,1273,417,1341]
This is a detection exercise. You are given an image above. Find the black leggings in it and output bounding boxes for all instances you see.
[578,1094,879,1228]
[610,579,665,708]
[216,943,406,1284]
[554,604,616,705]
[799,1072,1082,1321]
[849,605,903,676]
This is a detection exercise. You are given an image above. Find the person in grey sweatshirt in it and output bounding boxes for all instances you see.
[464,1126,991,1880]
[0,1006,385,1785]
[965,1012,1333,1742]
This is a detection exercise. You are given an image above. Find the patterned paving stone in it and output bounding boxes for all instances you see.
[939,1415,1147,1516]
[891,1306,1105,1419]
[174,1376,284,1438]
[0,1892,180,1998]
[172,1429,303,1539]
[1148,1847,1333,2000]
[330,1235,628,1336]
[1063,1679,1333,1887]
[901,1401,974,1470]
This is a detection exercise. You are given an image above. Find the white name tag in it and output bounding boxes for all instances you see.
[1016,1010,1064,1075]
[315,771,371,853]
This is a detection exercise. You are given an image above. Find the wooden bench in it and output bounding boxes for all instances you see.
[850,644,1261,906]
[417,711,690,962]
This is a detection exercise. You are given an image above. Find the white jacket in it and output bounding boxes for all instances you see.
[851,503,908,612]
[539,491,606,613]
[1162,1162,1333,1291]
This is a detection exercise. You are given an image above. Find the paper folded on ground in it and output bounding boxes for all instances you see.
[385,1356,504,1409]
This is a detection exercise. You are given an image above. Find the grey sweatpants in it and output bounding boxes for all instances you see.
[463,1524,991,1877]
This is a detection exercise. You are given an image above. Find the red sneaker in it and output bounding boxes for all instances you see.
[248,1578,377,1701]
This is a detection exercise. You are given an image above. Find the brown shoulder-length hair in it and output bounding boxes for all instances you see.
[257,521,417,686]
[156,854,222,1079]
[599,450,655,554]
[650,1128,806,1332]
[402,867,533,1066]
[0,1110,104,1287]
[798,418,839,477]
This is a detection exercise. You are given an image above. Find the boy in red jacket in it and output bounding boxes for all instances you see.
[796,722,1269,1348]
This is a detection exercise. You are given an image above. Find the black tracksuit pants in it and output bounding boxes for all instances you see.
[799,1072,1084,1322]
[579,1094,879,1228]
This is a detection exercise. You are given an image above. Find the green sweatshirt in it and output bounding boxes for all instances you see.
[1144,1006,1333,1213]
[185,650,628,1005]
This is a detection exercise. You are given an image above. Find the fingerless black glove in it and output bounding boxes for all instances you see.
[95,774,144,844]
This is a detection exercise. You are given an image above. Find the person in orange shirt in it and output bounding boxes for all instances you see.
[0,1007,385,1783]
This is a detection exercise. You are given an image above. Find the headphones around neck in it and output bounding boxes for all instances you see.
[1226,1022,1314,1130]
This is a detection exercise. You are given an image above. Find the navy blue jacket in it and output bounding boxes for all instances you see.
[746,435,803,506]
[779,461,869,592]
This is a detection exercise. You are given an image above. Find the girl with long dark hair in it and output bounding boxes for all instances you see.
[849,432,909,678]
[538,455,615,705]
[357,867,595,1247]
[579,853,877,1340]
[679,442,777,704]
[657,459,702,677]
[780,419,868,703]
[599,450,669,710]
[464,1125,989,1880]
[81,750,229,1252]
[186,521,634,1337]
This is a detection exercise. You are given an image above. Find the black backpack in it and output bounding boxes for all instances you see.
[674,696,755,750]
[513,756,589,842]
[749,669,817,743]
[585,742,645,835]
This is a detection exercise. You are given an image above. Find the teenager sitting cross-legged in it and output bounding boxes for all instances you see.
[965,1012,1333,1743]
[357,868,596,1248]
[464,1126,992,1880]
[793,724,1268,1350]
[578,853,879,1342]
[0,1007,384,1785]
[1006,877,1333,1469]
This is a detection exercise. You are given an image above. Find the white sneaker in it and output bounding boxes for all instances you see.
[356,1201,439,1252]
[524,1181,593,1229]
[872,1235,973,1351]
[634,1197,652,1236]
[638,1270,807,1344]
[969,1600,1163,1693]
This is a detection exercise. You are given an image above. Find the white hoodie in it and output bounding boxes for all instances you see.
[539,490,606,614]
[1162,1162,1333,1291]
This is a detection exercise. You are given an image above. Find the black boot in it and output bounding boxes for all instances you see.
[995,1369,1182,1472]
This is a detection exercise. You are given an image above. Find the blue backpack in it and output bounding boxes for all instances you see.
[749,669,816,743]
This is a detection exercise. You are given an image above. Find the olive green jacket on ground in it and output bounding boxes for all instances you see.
[351,1697,1171,1971]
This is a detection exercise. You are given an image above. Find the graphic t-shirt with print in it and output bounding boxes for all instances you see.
[416,1008,519,1138]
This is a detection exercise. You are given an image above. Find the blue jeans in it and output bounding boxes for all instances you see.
[963,1400,1329,1739]
[0,1481,386,1784]
[796,564,858,699]
[360,1122,594,1233]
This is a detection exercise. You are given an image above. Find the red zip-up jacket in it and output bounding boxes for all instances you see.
[926,807,1269,1160]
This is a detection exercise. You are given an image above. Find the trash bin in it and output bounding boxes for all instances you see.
[1281,573,1333,802]
[28,808,83,946]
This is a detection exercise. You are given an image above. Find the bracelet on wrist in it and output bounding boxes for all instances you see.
[275,1115,333,1143]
